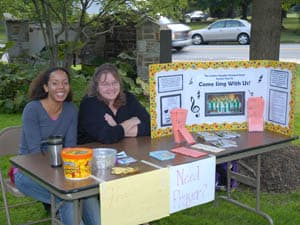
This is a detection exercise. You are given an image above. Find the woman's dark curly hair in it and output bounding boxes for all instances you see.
[28,67,73,101]
[88,63,126,108]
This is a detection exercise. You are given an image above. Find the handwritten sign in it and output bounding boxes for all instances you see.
[169,156,216,213]
[100,168,169,225]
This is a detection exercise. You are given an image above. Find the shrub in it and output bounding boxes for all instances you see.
[0,52,149,113]
[0,63,40,113]
[0,63,88,113]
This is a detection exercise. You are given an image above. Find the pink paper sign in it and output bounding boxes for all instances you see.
[171,147,208,158]
[247,97,264,132]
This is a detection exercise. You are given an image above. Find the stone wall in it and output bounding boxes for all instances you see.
[136,19,160,80]
[4,19,30,63]
[104,24,136,60]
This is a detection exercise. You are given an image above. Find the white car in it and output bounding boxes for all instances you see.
[190,19,251,45]
[185,10,208,22]
[158,16,192,51]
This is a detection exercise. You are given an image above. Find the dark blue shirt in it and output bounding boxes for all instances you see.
[78,92,150,144]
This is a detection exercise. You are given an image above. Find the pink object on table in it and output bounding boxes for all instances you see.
[247,96,264,132]
[171,147,208,158]
[170,108,195,144]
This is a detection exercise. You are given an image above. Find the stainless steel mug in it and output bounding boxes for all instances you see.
[47,135,63,167]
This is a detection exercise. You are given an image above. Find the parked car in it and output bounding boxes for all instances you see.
[184,10,208,22]
[158,16,192,51]
[190,19,251,45]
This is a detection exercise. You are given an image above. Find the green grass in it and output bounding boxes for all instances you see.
[0,113,22,129]
[281,14,300,43]
[0,23,6,44]
[152,190,300,225]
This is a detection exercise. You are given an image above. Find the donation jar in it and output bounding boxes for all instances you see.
[61,147,93,180]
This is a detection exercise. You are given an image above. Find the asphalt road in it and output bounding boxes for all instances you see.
[2,43,300,63]
[172,43,300,63]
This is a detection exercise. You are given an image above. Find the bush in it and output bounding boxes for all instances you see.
[0,63,39,113]
[0,53,149,113]
[0,63,89,113]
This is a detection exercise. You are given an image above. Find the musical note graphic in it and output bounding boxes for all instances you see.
[258,74,263,83]
[197,90,200,99]
[248,89,254,96]
[190,96,200,118]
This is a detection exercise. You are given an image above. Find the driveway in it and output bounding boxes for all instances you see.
[173,44,300,64]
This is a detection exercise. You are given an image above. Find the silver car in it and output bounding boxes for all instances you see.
[159,16,192,51]
[190,19,251,45]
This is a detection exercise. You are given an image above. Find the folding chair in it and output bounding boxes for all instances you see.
[0,126,51,225]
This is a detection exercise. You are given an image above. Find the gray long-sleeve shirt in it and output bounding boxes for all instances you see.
[19,100,78,155]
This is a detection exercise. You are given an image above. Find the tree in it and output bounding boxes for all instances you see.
[2,0,188,69]
[250,0,282,60]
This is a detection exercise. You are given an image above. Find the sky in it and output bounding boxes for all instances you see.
[86,2,100,15]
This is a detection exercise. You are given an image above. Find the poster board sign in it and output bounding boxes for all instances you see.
[169,156,216,213]
[100,168,169,225]
[149,61,297,138]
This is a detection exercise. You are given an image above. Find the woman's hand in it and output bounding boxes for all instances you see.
[121,117,141,137]
[104,113,117,127]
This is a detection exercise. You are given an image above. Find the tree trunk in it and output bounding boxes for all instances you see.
[250,0,282,60]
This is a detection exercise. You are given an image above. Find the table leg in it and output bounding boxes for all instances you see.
[50,194,64,225]
[73,199,82,225]
[219,155,274,225]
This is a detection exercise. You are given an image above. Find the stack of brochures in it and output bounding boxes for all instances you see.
[210,139,238,148]
[116,151,137,165]
[149,150,176,161]
[196,131,240,148]
[215,131,240,139]
[196,131,220,142]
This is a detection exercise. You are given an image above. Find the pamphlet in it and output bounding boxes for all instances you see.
[149,150,176,161]
[210,139,238,148]
[117,157,137,165]
[171,147,208,158]
[116,151,137,164]
[215,131,240,139]
[191,143,225,153]
[196,131,220,142]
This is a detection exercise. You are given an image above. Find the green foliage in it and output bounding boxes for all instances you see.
[113,52,150,112]
[0,62,89,113]
[77,51,150,111]
[0,62,42,113]
[70,71,89,107]
[0,41,14,58]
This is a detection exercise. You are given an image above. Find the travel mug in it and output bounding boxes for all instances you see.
[47,135,63,167]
